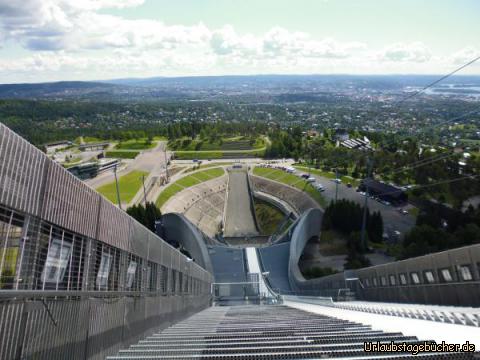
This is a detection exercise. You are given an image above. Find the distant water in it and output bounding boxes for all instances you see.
[424,84,480,99]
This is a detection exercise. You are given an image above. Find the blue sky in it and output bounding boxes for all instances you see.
[0,0,479,83]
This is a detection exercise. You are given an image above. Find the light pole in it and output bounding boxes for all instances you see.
[113,164,122,210]
[335,168,339,202]
[360,158,373,251]
[141,174,147,207]
[163,147,170,183]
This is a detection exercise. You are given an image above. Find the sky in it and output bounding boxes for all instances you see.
[0,0,479,83]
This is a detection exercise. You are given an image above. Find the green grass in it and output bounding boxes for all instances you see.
[176,175,203,188]
[155,183,185,209]
[190,171,213,182]
[408,207,420,217]
[174,149,265,160]
[156,167,225,208]
[105,151,140,159]
[174,151,223,160]
[460,138,480,145]
[254,199,289,235]
[318,230,349,255]
[114,138,156,150]
[302,183,328,208]
[168,136,265,151]
[96,170,148,204]
[75,136,104,144]
[184,162,233,173]
[199,167,224,178]
[253,167,327,207]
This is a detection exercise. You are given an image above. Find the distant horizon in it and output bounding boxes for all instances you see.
[2,73,480,86]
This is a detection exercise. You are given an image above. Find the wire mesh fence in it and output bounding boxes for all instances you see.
[0,123,215,359]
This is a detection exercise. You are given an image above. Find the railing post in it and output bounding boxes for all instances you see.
[15,299,29,360]
[82,297,92,360]
[82,238,93,291]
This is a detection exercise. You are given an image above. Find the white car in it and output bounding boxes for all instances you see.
[307,177,316,183]
[332,178,342,184]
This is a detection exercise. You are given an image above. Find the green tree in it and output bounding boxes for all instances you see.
[126,202,162,232]
[401,225,452,259]
[367,211,384,243]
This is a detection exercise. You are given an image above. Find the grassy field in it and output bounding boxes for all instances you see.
[184,162,233,173]
[156,167,225,208]
[96,170,148,204]
[254,198,289,235]
[253,167,327,207]
[105,150,140,159]
[174,149,265,160]
[408,207,420,217]
[114,138,157,150]
[169,136,265,151]
[460,138,480,146]
[318,230,349,256]
[75,136,104,144]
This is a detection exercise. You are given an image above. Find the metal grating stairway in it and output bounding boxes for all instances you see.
[107,305,477,359]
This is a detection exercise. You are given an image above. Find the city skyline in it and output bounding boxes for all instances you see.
[0,0,479,83]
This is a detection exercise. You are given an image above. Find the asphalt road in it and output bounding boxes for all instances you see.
[224,169,259,237]
[85,141,170,189]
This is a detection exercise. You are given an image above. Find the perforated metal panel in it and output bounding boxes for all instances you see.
[0,123,214,360]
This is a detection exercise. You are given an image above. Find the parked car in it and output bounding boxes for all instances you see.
[332,178,342,184]
[301,174,309,179]
[307,177,316,183]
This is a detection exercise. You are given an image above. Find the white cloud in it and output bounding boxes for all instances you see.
[378,42,432,63]
[62,0,145,11]
[0,1,477,81]
[210,25,260,56]
[210,26,365,62]
[0,0,211,51]
[449,46,480,65]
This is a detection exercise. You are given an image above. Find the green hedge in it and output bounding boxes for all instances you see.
[105,151,140,159]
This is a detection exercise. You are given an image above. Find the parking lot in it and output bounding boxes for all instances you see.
[259,163,416,240]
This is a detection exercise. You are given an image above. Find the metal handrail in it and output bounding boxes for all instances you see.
[285,295,480,327]
[0,289,190,299]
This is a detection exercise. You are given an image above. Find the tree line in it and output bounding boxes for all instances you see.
[322,199,384,269]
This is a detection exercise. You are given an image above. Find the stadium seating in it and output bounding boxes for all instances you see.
[251,175,319,214]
